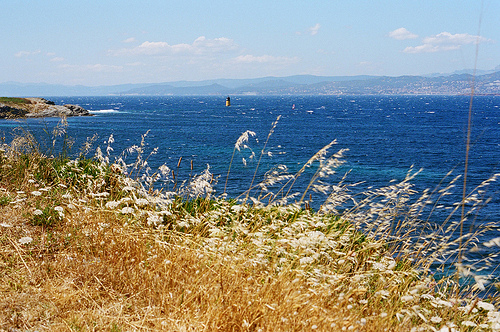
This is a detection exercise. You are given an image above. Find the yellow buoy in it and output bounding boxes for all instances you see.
[226,96,231,107]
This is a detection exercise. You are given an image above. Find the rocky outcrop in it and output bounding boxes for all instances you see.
[0,105,28,119]
[0,97,92,119]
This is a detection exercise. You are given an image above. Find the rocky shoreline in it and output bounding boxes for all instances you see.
[0,97,91,119]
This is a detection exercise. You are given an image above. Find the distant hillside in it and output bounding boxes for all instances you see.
[1,72,499,96]
[124,83,232,96]
[120,72,500,96]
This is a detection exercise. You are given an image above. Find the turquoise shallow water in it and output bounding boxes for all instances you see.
[2,94,500,284]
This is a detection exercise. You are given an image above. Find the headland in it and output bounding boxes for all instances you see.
[0,97,91,119]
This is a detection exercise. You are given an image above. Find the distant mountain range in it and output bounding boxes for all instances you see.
[1,72,499,96]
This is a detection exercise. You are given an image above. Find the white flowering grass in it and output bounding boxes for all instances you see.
[1,123,500,331]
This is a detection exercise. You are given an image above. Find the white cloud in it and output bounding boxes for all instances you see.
[126,62,144,67]
[109,36,239,56]
[50,57,65,62]
[297,23,321,36]
[403,44,444,53]
[389,28,418,40]
[15,50,41,57]
[423,32,486,45]
[403,32,490,53]
[316,49,334,55]
[233,54,299,64]
[308,23,321,36]
[123,37,137,43]
[60,63,123,72]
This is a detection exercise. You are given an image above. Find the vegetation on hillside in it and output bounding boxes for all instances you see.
[1,119,500,331]
[0,97,31,106]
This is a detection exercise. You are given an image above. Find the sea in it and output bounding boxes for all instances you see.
[1,95,500,284]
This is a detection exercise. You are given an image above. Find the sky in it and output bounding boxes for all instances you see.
[2,0,499,86]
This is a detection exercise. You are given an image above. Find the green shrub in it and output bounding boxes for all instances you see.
[0,196,10,206]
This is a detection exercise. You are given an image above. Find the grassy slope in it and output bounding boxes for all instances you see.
[0,97,32,105]
[0,141,499,331]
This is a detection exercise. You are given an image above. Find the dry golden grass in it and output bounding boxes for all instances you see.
[1,129,500,331]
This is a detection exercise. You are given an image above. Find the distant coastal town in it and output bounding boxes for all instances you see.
[1,71,499,96]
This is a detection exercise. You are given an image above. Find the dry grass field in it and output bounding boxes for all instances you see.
[1,122,499,331]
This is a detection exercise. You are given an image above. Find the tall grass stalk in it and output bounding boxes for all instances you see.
[459,1,483,274]
[224,130,256,195]
[244,115,280,204]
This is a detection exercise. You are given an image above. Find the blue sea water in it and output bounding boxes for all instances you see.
[1,95,500,282]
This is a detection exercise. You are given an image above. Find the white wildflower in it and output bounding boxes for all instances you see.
[147,214,162,227]
[90,192,110,198]
[54,206,65,217]
[31,191,42,196]
[401,295,414,302]
[299,256,314,265]
[430,316,442,324]
[380,312,388,318]
[19,236,33,245]
[231,205,246,212]
[420,294,435,300]
[135,198,149,207]
[477,301,495,311]
[0,222,12,227]
[121,207,134,214]
[159,210,172,216]
[177,221,189,228]
[381,256,396,270]
[372,262,386,271]
[33,209,43,216]
[105,201,120,209]
[433,299,453,308]
[461,321,476,327]
[438,324,457,332]
[375,290,390,299]
[28,179,36,184]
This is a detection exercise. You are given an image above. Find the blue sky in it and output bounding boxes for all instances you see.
[2,0,498,85]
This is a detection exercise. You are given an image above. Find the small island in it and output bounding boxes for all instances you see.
[0,97,91,119]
